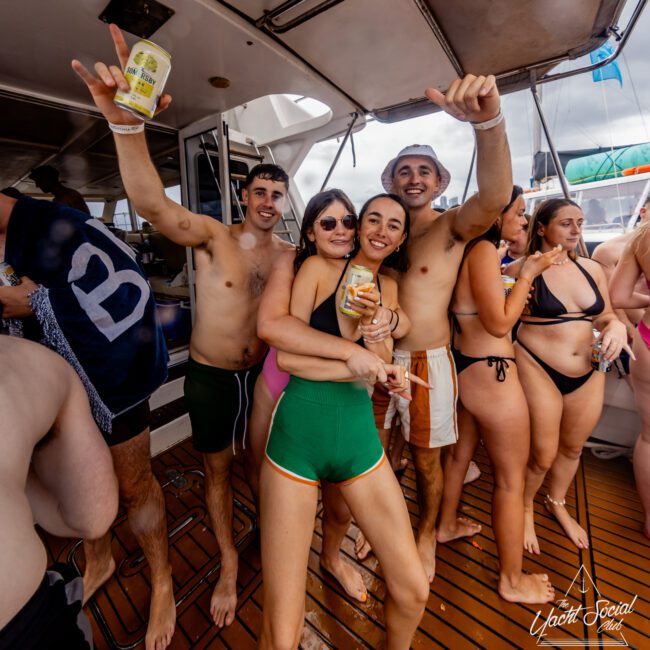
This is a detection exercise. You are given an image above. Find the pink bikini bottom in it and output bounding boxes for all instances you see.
[639,321,650,351]
[262,347,290,401]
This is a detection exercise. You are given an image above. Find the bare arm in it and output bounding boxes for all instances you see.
[71,24,215,247]
[257,251,388,383]
[593,243,642,337]
[610,242,650,310]
[587,261,632,361]
[276,351,354,381]
[425,75,511,242]
[27,370,118,540]
[469,243,562,337]
[112,132,216,247]
[350,277,399,362]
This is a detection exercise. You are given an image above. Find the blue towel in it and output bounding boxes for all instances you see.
[5,197,168,433]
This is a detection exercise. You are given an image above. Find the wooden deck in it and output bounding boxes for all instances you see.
[41,440,649,649]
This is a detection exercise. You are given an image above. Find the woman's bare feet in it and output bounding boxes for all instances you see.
[523,507,540,555]
[320,555,368,602]
[436,517,482,543]
[463,461,481,484]
[210,551,238,628]
[544,496,589,549]
[355,531,372,561]
[417,534,437,583]
[82,555,116,605]
[145,566,176,650]
[498,572,555,604]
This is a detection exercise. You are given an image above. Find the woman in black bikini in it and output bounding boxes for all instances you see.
[507,199,629,554]
[440,186,559,604]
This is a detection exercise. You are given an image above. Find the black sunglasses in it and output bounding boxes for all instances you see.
[315,214,357,231]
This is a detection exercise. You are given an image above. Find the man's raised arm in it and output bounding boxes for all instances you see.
[426,75,512,241]
[72,24,214,248]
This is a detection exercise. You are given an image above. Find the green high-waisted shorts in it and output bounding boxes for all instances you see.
[265,376,385,485]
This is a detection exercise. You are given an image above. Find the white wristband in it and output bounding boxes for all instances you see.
[471,110,504,131]
[108,121,145,135]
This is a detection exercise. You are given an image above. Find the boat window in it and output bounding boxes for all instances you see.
[525,191,579,215]
[86,202,105,219]
[113,198,134,231]
[580,180,645,230]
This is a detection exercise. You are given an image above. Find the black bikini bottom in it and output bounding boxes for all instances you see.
[452,347,515,382]
[517,341,593,395]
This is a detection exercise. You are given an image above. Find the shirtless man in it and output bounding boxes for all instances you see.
[592,198,649,366]
[372,75,512,581]
[0,190,173,650]
[72,24,293,630]
[0,336,118,649]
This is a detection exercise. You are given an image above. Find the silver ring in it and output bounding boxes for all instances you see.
[371,318,379,325]
[405,370,410,381]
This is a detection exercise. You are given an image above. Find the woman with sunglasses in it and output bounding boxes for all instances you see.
[249,191,411,603]
[439,186,558,604]
[258,190,429,650]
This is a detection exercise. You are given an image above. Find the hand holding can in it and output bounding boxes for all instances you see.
[591,334,612,372]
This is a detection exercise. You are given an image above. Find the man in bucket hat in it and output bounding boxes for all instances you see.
[369,74,513,582]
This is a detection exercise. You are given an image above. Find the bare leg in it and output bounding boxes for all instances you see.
[516,344,564,556]
[631,329,650,538]
[389,424,408,473]
[320,482,367,602]
[246,376,276,506]
[437,404,482,543]
[342,462,429,650]
[258,461,318,650]
[409,444,443,582]
[355,425,392,562]
[203,448,238,628]
[85,429,175,650]
[82,534,116,604]
[633,431,650,539]
[545,373,604,550]
[460,363,554,603]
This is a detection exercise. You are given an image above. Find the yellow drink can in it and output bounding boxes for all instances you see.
[340,265,374,317]
[114,39,171,120]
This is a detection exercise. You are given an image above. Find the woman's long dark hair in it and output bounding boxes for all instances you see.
[294,188,356,272]
[525,197,581,260]
[463,185,524,258]
[357,193,411,272]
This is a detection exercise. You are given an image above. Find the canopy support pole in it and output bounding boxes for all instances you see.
[320,112,359,191]
[461,142,476,204]
[529,72,589,257]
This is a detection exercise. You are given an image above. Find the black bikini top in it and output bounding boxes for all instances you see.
[309,258,380,343]
[522,258,605,326]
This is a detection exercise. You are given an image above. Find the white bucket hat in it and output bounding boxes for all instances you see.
[381,144,451,199]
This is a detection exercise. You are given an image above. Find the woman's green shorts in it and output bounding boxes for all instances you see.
[265,376,385,485]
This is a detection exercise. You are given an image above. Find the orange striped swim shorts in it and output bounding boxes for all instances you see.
[372,346,458,448]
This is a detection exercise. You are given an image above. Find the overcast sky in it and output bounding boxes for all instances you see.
[294,4,650,209]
